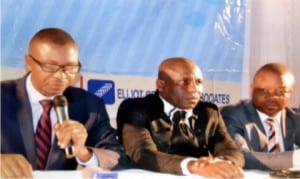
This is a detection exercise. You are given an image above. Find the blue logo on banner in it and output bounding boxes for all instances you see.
[87,79,115,105]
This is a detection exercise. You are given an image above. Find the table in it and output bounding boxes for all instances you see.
[34,169,270,179]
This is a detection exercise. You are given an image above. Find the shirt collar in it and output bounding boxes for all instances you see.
[159,95,193,118]
[26,73,54,103]
[256,109,282,124]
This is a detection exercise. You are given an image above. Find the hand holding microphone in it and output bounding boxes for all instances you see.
[53,95,76,158]
[53,95,92,161]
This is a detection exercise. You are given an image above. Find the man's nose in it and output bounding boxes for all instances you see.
[188,81,200,92]
[53,67,68,78]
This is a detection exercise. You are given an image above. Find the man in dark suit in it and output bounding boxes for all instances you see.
[221,62,300,170]
[117,57,244,178]
[1,28,131,178]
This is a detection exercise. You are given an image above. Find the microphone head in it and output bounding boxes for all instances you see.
[53,95,68,107]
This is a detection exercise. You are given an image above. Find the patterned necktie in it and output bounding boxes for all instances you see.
[35,100,53,170]
[172,110,194,139]
[265,118,280,153]
[169,110,198,155]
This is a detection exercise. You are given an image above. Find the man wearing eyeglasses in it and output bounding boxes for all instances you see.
[221,62,300,170]
[0,28,131,178]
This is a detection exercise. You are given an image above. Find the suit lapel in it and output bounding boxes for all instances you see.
[189,114,198,130]
[280,109,287,139]
[280,109,294,150]
[247,103,266,134]
[160,111,172,124]
[153,92,172,124]
[16,75,37,168]
[46,137,66,169]
[245,103,268,151]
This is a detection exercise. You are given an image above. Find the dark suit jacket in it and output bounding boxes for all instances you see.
[221,100,300,170]
[116,92,244,175]
[1,74,131,170]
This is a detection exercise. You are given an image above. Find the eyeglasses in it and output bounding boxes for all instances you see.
[28,54,81,74]
[254,88,292,98]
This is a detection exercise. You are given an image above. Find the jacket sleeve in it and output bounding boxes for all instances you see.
[202,104,245,168]
[66,88,132,170]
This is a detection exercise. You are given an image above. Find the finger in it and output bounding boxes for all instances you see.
[12,155,32,178]
[196,156,211,167]
[73,134,87,148]
[67,122,87,143]
[54,123,60,130]
[59,126,86,148]
[56,121,76,147]
[1,155,32,178]
[232,166,244,178]
[55,120,88,150]
[58,129,73,148]
[18,157,33,178]
[55,120,75,134]
[1,166,12,178]
[216,162,243,178]
[207,162,234,178]
[197,165,226,178]
[221,163,243,178]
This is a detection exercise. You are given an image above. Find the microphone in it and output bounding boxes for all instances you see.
[53,95,75,158]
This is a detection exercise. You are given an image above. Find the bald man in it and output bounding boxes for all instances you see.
[1,28,131,178]
[117,57,244,178]
[221,62,300,170]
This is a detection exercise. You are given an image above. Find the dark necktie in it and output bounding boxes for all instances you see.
[169,110,198,155]
[172,110,194,140]
[265,118,280,153]
[35,100,53,170]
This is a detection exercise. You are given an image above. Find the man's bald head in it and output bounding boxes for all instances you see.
[29,28,77,52]
[253,62,295,87]
[156,57,203,109]
[158,57,201,81]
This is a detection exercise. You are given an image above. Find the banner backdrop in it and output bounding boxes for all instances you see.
[1,0,246,126]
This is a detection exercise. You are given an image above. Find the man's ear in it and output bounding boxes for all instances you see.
[25,55,32,72]
[250,83,255,96]
[156,79,165,92]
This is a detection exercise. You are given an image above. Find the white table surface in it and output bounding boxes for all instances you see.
[34,169,270,179]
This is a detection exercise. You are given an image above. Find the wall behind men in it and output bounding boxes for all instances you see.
[1,0,246,124]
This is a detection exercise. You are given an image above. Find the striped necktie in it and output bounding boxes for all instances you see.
[35,100,53,170]
[265,118,280,153]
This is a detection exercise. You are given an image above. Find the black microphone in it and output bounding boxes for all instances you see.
[53,95,75,158]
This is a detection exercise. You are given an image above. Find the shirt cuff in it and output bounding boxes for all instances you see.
[180,157,197,175]
[76,151,99,167]
[293,149,300,168]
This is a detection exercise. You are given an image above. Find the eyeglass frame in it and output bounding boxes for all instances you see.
[253,87,292,98]
[28,54,81,74]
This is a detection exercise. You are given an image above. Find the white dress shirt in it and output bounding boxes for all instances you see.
[257,110,284,152]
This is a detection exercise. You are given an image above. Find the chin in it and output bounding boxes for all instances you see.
[263,109,280,117]
[46,89,64,96]
[183,104,197,110]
